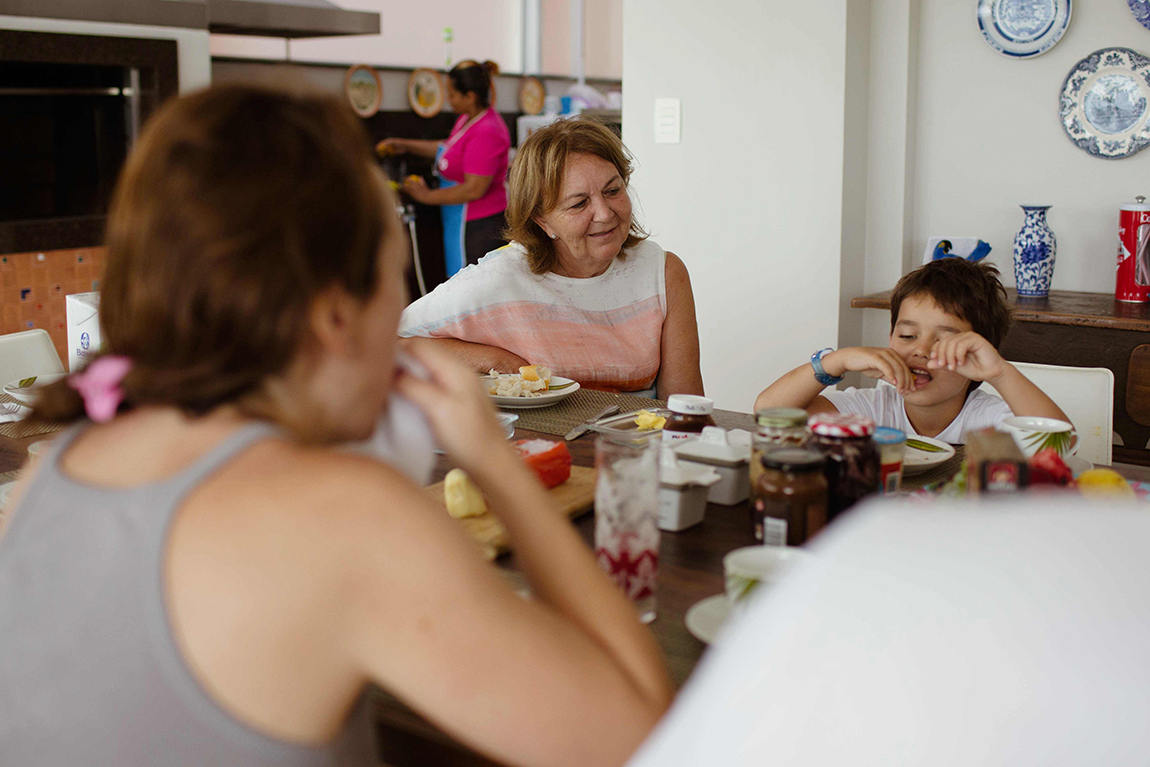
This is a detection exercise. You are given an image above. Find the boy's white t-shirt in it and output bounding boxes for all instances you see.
[821,380,1014,443]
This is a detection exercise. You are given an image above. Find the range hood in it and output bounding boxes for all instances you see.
[207,0,380,38]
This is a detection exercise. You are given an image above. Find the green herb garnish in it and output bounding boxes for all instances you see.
[906,438,947,453]
[16,377,36,388]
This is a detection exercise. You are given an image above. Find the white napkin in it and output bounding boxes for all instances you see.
[344,393,437,485]
[0,404,32,423]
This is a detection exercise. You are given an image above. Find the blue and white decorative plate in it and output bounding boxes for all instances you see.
[1130,1,1150,32]
[977,0,1072,58]
[1060,47,1150,159]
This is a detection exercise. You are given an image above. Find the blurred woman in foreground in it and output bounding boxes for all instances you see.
[0,84,670,766]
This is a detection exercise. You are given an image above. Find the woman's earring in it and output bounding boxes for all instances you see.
[548,232,557,239]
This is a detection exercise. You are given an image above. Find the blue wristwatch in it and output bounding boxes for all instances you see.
[810,348,844,386]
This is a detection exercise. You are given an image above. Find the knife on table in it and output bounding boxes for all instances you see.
[564,404,621,441]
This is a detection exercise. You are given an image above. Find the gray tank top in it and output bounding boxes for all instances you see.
[0,422,376,766]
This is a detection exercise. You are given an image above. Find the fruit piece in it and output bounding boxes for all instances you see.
[1028,448,1073,486]
[906,438,946,453]
[519,365,541,382]
[444,468,487,518]
[1076,468,1135,499]
[514,439,572,489]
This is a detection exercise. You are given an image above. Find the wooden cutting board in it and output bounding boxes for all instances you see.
[426,465,597,559]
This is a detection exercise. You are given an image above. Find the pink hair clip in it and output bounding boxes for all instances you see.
[68,355,132,423]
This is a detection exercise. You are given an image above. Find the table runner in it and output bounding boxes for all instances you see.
[507,389,668,437]
[0,392,64,439]
[901,446,965,491]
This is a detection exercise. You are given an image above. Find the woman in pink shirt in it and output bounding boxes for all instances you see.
[380,60,511,273]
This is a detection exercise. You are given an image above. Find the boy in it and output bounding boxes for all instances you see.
[754,258,1069,442]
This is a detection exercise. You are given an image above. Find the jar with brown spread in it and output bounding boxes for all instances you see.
[805,413,880,521]
[751,407,810,487]
[751,449,827,546]
[663,395,716,443]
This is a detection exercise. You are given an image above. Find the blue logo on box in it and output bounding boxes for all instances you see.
[80,332,90,351]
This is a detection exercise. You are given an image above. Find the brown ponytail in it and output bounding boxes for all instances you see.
[31,82,386,427]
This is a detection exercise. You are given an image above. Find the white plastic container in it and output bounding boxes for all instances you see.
[65,292,101,372]
[673,426,752,505]
[657,450,721,532]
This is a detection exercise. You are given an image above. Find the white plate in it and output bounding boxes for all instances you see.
[977,0,1071,59]
[902,435,957,476]
[487,377,581,409]
[3,373,67,405]
[685,594,731,645]
[1063,453,1093,478]
[1060,47,1150,159]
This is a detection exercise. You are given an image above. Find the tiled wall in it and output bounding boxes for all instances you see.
[0,246,106,365]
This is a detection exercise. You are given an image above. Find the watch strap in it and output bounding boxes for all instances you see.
[811,348,844,386]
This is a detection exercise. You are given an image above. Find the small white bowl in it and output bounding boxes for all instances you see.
[496,412,519,439]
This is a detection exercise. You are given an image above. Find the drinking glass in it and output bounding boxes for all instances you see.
[594,432,660,623]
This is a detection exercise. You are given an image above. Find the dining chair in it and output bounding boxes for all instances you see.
[0,329,65,385]
[981,361,1114,466]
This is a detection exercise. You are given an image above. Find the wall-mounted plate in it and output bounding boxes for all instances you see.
[343,64,381,118]
[1129,0,1150,31]
[518,76,545,115]
[977,0,1072,58]
[408,68,444,118]
[1060,47,1150,159]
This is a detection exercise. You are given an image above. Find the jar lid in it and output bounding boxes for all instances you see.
[761,448,825,471]
[1122,195,1150,211]
[755,407,808,429]
[872,427,906,445]
[667,394,714,416]
[808,412,875,438]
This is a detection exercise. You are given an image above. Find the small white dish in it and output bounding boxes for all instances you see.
[902,435,957,476]
[4,373,67,405]
[685,594,731,645]
[487,376,581,409]
[1063,453,1093,478]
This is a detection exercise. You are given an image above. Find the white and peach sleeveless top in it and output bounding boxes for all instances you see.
[399,240,667,392]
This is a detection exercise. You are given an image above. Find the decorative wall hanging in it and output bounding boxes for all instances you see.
[518,76,545,115]
[977,0,1072,58]
[1129,0,1150,31]
[408,68,444,118]
[1060,47,1150,159]
[344,64,381,118]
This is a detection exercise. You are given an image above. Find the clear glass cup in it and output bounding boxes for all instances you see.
[594,432,661,623]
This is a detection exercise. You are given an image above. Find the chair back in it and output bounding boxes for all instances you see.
[981,361,1113,466]
[0,329,66,385]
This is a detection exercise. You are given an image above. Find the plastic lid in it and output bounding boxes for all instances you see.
[761,448,825,472]
[872,427,906,445]
[808,412,875,438]
[755,407,808,429]
[1122,195,1150,212]
[667,394,714,416]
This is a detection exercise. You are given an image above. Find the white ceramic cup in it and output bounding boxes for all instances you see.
[723,545,810,613]
[999,416,1077,459]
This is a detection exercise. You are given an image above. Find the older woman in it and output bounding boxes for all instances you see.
[398,117,704,398]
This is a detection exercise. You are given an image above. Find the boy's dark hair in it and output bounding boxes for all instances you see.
[889,258,1012,348]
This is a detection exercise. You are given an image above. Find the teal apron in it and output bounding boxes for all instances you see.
[434,142,467,278]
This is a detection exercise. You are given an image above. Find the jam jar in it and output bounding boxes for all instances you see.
[663,395,716,443]
[751,407,810,487]
[805,413,880,521]
[752,448,827,546]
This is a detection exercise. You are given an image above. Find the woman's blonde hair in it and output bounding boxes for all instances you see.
[504,117,647,274]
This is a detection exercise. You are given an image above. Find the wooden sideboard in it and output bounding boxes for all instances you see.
[851,289,1150,465]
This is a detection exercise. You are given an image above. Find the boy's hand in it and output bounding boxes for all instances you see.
[825,347,915,395]
[927,331,1007,382]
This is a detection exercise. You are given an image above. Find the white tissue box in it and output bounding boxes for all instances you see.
[65,292,101,372]
[673,427,752,506]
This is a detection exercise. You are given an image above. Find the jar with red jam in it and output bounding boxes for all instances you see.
[751,448,827,546]
[805,413,880,521]
[663,395,716,443]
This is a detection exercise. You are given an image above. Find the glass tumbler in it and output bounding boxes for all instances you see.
[594,432,661,623]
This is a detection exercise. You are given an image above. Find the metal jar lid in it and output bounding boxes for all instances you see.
[755,407,808,429]
[808,412,875,438]
[667,394,714,416]
[761,448,825,472]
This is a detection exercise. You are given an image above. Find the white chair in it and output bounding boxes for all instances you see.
[981,361,1113,466]
[0,329,65,385]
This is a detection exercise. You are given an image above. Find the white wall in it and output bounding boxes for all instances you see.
[211,0,522,71]
[623,0,850,411]
[0,15,211,91]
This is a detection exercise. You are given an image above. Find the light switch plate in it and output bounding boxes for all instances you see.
[654,98,681,144]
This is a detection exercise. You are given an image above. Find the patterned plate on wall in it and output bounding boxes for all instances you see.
[1130,0,1150,32]
[977,0,1072,59]
[1060,47,1150,159]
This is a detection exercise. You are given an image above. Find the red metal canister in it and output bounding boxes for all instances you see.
[1117,196,1150,303]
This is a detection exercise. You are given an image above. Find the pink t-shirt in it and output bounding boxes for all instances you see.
[437,109,510,221]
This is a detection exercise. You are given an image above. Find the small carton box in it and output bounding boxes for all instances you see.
[966,428,1028,493]
[65,292,101,372]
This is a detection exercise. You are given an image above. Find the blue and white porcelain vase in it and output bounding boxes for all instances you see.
[1013,205,1056,298]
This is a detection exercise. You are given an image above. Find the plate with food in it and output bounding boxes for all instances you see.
[902,435,957,476]
[484,366,580,409]
[4,373,66,405]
